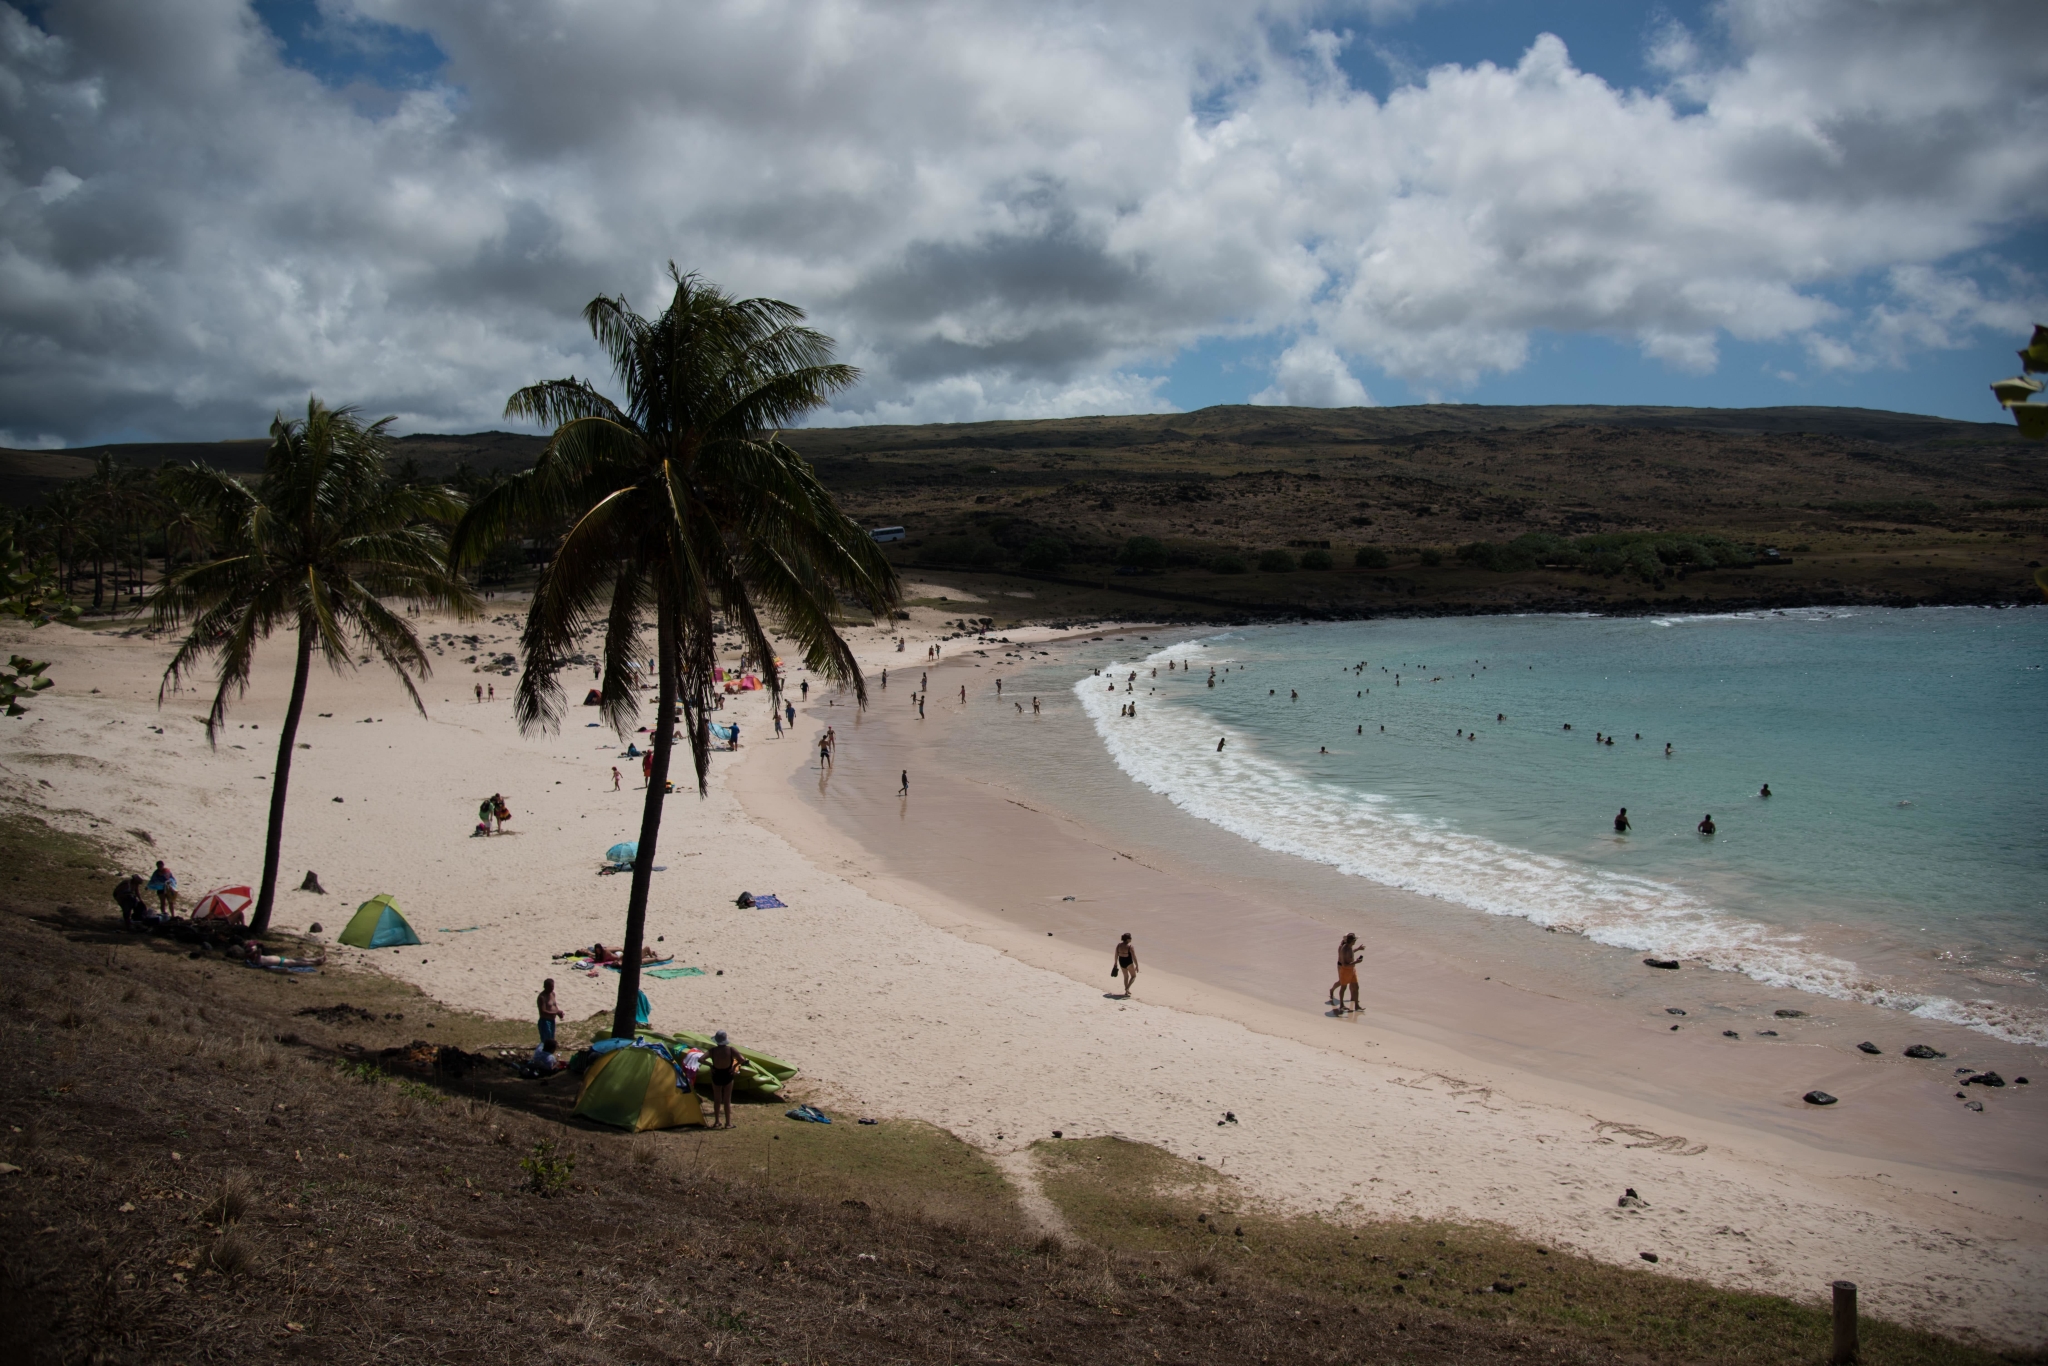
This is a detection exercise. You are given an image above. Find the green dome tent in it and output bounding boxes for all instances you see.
[338,894,421,948]
[573,1043,704,1131]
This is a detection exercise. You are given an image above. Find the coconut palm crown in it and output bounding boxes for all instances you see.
[154,399,477,932]
[450,267,899,1039]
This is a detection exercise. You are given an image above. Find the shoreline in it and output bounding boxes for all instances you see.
[3,609,2044,1341]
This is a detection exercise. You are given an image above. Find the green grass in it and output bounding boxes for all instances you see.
[1034,1136,2017,1366]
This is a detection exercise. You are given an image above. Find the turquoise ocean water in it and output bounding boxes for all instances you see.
[1069,607,2047,1045]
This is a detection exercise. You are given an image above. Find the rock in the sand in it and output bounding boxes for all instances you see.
[1903,1044,1945,1059]
[299,870,326,894]
[1723,1030,1739,1038]
[1774,1008,1805,1018]
[1643,958,1680,970]
[1856,1042,1882,1055]
[1964,1100,1984,1112]
[1758,1029,1778,1036]
[1964,1071,2006,1088]
[1665,1008,1686,1015]
[307,922,322,934]
[1803,1090,1838,1106]
[2018,1077,2030,1085]
[1640,1252,1659,1263]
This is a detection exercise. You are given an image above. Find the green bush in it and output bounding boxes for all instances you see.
[1257,549,1297,573]
[1118,535,1168,571]
[1209,553,1248,574]
[1019,536,1070,572]
[918,533,1002,567]
[1299,548,1334,571]
[1353,545,1390,569]
[1418,547,1443,567]
[521,1137,576,1197]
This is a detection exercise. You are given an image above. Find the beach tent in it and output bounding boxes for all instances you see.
[659,1030,797,1095]
[189,885,252,924]
[573,1043,704,1131]
[338,894,421,948]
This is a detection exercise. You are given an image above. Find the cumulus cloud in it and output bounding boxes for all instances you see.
[1251,340,1374,407]
[0,0,2042,441]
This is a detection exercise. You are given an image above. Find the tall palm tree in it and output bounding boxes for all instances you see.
[452,267,899,1039]
[153,399,477,933]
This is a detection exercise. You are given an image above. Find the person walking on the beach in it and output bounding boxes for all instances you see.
[1112,933,1138,997]
[488,683,495,700]
[478,795,497,834]
[1031,696,1039,715]
[536,978,564,1049]
[898,769,909,796]
[1330,932,1362,1014]
[1614,807,1631,834]
[492,793,511,834]
[611,766,621,791]
[917,694,925,719]
[800,679,808,700]
[819,736,832,768]
[959,684,966,704]
[641,750,654,786]
[706,1030,745,1129]
[474,683,483,703]
[785,701,795,729]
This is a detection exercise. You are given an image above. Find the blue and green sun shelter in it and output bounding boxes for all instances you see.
[338,893,421,948]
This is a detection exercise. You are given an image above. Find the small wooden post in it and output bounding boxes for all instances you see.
[1831,1280,1859,1365]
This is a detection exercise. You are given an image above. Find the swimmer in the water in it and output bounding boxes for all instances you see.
[1698,814,1716,834]
[1759,783,1771,798]
[1665,743,1673,756]
[1217,736,1226,752]
[1614,807,1631,833]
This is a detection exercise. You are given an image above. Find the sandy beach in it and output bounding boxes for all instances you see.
[2,602,2043,1343]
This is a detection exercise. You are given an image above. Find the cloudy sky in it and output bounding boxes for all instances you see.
[1,0,2043,445]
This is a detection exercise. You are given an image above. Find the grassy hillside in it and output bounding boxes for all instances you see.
[7,403,2043,617]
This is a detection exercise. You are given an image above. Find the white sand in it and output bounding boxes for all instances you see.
[2,609,2042,1343]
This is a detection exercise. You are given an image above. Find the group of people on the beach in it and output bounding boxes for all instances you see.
[1108,928,1368,1016]
[533,978,746,1128]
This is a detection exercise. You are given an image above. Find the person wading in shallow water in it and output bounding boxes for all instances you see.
[1112,933,1138,997]
[1614,807,1631,834]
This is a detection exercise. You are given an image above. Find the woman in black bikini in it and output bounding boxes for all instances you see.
[707,1030,745,1129]
[1113,933,1138,998]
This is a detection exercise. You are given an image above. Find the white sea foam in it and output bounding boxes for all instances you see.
[1076,643,2046,1046]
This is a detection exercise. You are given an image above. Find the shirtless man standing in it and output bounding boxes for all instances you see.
[1330,932,1362,1013]
[536,977,564,1050]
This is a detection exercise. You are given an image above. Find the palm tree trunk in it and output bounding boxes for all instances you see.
[250,615,314,934]
[612,591,677,1039]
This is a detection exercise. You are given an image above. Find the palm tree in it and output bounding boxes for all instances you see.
[452,267,899,1039]
[153,399,477,933]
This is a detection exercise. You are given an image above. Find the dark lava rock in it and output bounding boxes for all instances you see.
[1492,1280,1517,1294]
[1856,1042,1882,1055]
[1758,1029,1778,1036]
[2018,1077,2030,1085]
[1964,1100,1984,1112]
[1644,958,1680,970]
[307,921,323,934]
[1665,1008,1687,1015]
[1723,1030,1740,1038]
[1903,1044,1946,1059]
[1965,1071,2006,1088]
[1803,1090,1838,1105]
[1640,1252,1659,1263]
[1775,1009,1806,1018]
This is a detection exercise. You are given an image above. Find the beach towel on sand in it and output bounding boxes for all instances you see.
[645,966,705,979]
[751,894,785,908]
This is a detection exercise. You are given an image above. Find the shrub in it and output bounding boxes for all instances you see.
[522,1137,577,1196]
[1298,548,1334,571]
[1418,547,1443,567]
[1019,536,1070,572]
[1117,535,1169,571]
[1257,549,1297,573]
[1209,553,1247,575]
[918,534,1002,567]
[1455,540,1535,573]
[1353,545,1389,569]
